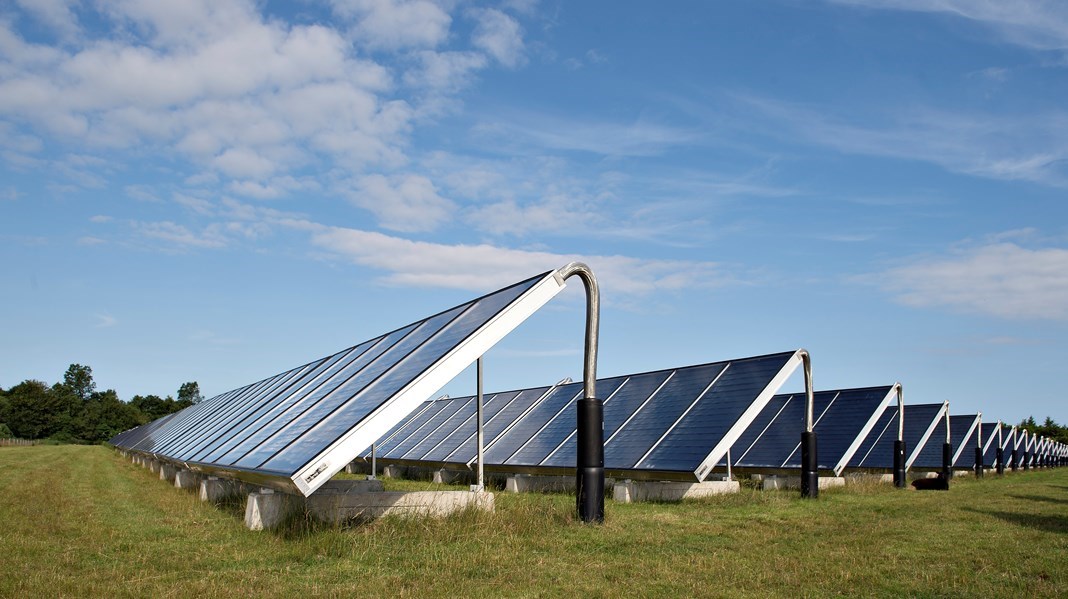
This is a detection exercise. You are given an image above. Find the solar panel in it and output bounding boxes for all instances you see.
[979,422,1001,467]
[111,269,570,496]
[730,386,896,476]
[360,350,808,481]
[911,414,979,469]
[845,402,947,471]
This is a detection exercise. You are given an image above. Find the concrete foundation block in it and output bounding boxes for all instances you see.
[200,477,242,503]
[382,465,405,479]
[315,479,385,494]
[159,463,178,483]
[306,490,494,524]
[505,475,576,493]
[432,469,467,485]
[613,480,740,503]
[761,475,845,491]
[148,459,161,474]
[244,490,302,531]
[344,461,371,475]
[174,469,200,490]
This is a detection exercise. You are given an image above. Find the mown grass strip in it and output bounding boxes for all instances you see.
[0,445,1065,598]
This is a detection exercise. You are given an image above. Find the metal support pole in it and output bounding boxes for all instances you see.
[996,424,1004,475]
[975,413,983,478]
[557,262,602,524]
[940,407,951,489]
[369,444,377,480]
[474,356,485,492]
[892,383,906,488]
[798,350,818,499]
[1022,432,1030,471]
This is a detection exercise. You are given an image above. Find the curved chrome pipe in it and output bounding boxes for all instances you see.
[556,262,599,400]
[798,349,814,432]
[895,383,904,442]
[556,261,603,522]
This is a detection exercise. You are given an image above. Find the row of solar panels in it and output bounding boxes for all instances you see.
[110,267,1067,496]
[355,364,1060,480]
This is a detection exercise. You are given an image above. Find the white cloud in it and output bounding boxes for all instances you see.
[403,50,488,91]
[475,114,700,158]
[89,215,113,223]
[345,173,455,232]
[0,4,409,188]
[467,188,604,237]
[173,192,216,216]
[133,220,228,249]
[124,184,163,203]
[471,8,525,68]
[829,0,1068,50]
[78,236,107,246]
[0,187,19,201]
[878,239,1068,320]
[330,0,452,50]
[736,94,1068,186]
[306,224,731,296]
[94,313,117,328]
[14,0,81,41]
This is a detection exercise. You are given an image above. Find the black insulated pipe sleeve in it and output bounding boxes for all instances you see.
[996,448,1004,475]
[800,431,818,499]
[974,447,984,478]
[941,442,952,490]
[893,440,907,488]
[576,397,604,523]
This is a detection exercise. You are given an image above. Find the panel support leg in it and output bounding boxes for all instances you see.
[940,443,952,490]
[800,431,818,499]
[893,440,907,488]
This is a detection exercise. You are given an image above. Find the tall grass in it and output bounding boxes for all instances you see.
[0,445,1065,597]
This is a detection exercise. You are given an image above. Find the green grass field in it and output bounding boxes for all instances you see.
[0,445,1064,598]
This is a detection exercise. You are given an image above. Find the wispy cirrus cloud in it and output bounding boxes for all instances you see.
[472,112,701,158]
[301,221,736,296]
[828,0,1068,51]
[874,235,1068,321]
[735,94,1068,186]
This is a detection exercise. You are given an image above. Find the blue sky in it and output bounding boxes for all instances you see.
[2,0,1067,425]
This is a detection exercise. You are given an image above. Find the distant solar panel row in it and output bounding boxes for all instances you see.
[729,386,896,476]
[363,351,808,480]
[911,414,978,469]
[111,270,570,496]
[845,402,947,470]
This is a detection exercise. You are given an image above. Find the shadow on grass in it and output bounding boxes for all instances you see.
[964,507,1068,535]
[1009,494,1068,506]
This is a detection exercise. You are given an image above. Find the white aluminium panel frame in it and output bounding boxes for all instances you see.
[905,401,949,471]
[950,414,981,466]
[292,271,567,496]
[981,420,1002,456]
[693,349,807,482]
[832,384,899,476]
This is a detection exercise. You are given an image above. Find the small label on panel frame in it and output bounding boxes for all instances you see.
[305,462,330,483]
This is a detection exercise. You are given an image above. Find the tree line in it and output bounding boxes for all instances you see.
[0,364,203,444]
[1017,416,1068,445]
